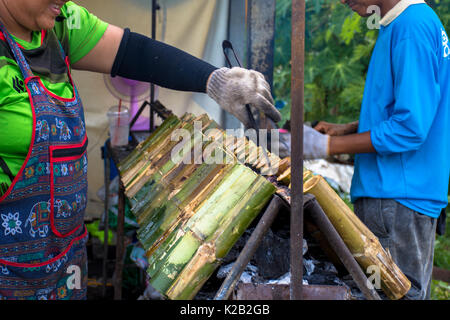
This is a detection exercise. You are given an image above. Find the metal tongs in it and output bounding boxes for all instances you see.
[222,40,274,174]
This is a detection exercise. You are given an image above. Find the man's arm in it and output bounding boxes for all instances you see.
[303,125,374,159]
[315,121,359,136]
[328,131,375,155]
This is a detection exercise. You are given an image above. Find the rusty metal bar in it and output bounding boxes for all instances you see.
[304,195,382,300]
[232,283,352,300]
[113,179,126,300]
[149,0,159,132]
[102,148,111,298]
[214,195,285,300]
[246,0,276,90]
[290,0,305,300]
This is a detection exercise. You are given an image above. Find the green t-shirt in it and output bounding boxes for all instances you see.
[0,2,108,190]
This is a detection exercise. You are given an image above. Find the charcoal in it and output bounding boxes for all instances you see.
[251,229,291,279]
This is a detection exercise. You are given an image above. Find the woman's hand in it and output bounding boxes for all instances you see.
[314,121,358,136]
[207,67,281,128]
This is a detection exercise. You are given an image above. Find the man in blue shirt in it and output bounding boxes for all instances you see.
[305,0,450,299]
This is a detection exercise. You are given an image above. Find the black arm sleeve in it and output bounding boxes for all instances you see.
[111,28,218,93]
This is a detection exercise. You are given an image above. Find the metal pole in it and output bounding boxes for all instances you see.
[214,196,284,300]
[304,196,382,300]
[290,0,305,300]
[113,180,126,300]
[150,0,158,132]
[102,148,111,298]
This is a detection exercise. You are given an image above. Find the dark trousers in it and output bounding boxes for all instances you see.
[354,198,437,300]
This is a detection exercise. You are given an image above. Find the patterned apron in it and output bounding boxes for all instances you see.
[0,22,88,300]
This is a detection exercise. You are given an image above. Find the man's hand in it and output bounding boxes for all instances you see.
[314,121,358,136]
[207,67,281,128]
[304,125,330,159]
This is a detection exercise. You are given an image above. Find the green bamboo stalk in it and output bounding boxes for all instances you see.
[125,114,219,197]
[149,230,202,293]
[118,115,180,173]
[144,164,235,277]
[124,119,200,198]
[120,115,188,186]
[147,164,258,293]
[138,163,233,253]
[166,176,276,300]
[185,165,260,239]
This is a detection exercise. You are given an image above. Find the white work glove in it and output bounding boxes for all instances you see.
[304,125,330,159]
[207,67,281,128]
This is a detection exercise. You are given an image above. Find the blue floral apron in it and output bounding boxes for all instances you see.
[0,22,88,300]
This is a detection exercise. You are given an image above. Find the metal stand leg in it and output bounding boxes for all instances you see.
[102,151,111,298]
[290,0,306,301]
[114,181,126,300]
[215,195,284,300]
[304,195,381,300]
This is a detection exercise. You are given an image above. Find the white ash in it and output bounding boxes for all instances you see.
[303,259,315,276]
[266,272,308,286]
[217,263,259,284]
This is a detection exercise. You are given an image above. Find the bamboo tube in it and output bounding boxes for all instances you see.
[142,163,234,257]
[303,175,411,300]
[122,119,196,195]
[120,114,197,185]
[165,176,276,300]
[144,161,229,278]
[303,170,314,182]
[149,230,202,293]
[277,167,291,185]
[278,157,291,174]
[148,165,266,294]
[125,115,214,198]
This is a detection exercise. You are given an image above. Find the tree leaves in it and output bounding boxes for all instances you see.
[273,0,449,126]
[274,0,374,125]
[340,13,362,45]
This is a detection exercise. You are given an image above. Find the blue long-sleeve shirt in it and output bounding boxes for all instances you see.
[351,4,450,218]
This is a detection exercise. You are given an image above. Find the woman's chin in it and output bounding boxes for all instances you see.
[36,16,57,31]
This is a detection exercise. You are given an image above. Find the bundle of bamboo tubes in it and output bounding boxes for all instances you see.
[118,113,276,300]
[118,107,410,300]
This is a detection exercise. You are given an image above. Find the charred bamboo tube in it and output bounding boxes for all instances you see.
[303,175,411,300]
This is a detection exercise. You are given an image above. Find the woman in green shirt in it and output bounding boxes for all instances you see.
[0,0,280,300]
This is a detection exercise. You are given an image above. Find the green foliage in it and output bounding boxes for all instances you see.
[86,220,113,245]
[431,202,450,300]
[274,0,450,127]
[434,207,450,269]
[431,280,450,300]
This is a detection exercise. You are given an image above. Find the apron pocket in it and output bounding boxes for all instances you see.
[49,137,88,238]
